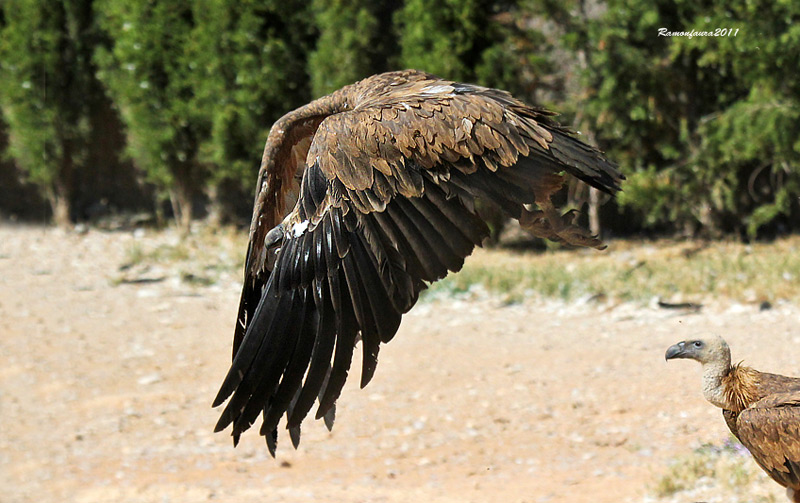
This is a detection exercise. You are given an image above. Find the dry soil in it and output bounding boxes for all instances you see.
[2,224,799,503]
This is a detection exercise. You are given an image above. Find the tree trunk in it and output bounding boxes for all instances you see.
[588,186,601,238]
[169,183,193,233]
[47,181,72,228]
[206,182,223,228]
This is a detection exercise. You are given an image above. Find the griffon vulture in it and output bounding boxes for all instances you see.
[213,70,623,454]
[666,335,800,502]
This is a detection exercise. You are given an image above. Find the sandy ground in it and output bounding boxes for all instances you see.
[2,224,799,503]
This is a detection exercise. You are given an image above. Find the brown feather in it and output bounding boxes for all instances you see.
[721,360,800,492]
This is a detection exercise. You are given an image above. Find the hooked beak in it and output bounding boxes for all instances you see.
[665,342,688,361]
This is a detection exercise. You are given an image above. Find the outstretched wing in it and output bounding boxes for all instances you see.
[214,70,622,453]
[736,391,800,490]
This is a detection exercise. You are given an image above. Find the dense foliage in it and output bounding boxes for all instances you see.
[581,0,800,238]
[0,0,797,238]
[0,0,102,225]
[190,0,315,222]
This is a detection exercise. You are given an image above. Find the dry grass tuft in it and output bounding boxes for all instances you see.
[115,224,247,286]
[426,236,800,306]
[653,438,779,502]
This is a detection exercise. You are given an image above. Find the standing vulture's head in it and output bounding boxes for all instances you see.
[665,334,731,366]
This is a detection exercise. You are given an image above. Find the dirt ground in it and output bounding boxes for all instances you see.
[2,224,799,503]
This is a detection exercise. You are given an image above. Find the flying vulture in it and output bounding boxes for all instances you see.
[666,335,800,502]
[213,69,623,454]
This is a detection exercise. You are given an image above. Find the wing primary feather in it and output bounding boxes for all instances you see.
[260,287,317,435]
[313,222,327,283]
[213,273,281,409]
[317,267,358,418]
[265,427,278,457]
[230,288,304,435]
[214,285,290,432]
[355,210,394,288]
[304,160,329,207]
[285,387,303,447]
[359,213,419,313]
[330,207,350,258]
[287,277,336,428]
[340,246,382,388]
[231,270,262,359]
[350,230,403,346]
[287,235,307,289]
[297,231,314,288]
[276,237,298,291]
[318,367,336,431]
[289,424,301,449]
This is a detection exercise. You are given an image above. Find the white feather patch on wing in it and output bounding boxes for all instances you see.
[292,220,310,237]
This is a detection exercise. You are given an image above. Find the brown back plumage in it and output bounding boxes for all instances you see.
[215,70,623,454]
[731,370,800,493]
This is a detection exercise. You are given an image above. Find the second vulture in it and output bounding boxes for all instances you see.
[213,69,623,454]
[666,335,800,502]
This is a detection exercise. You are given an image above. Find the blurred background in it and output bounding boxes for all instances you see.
[1,0,798,241]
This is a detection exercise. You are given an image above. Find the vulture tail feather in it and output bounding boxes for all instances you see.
[547,131,622,194]
[469,167,537,207]
[448,169,522,219]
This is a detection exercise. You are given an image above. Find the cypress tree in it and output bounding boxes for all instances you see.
[190,0,315,223]
[95,0,203,229]
[0,0,100,226]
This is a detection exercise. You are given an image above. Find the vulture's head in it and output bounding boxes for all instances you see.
[665,335,731,366]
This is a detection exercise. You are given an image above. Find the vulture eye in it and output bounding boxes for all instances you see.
[693,341,703,348]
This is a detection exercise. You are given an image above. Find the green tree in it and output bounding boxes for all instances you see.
[395,0,538,96]
[0,0,101,226]
[581,0,800,238]
[190,0,315,223]
[95,0,204,229]
[307,0,399,97]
